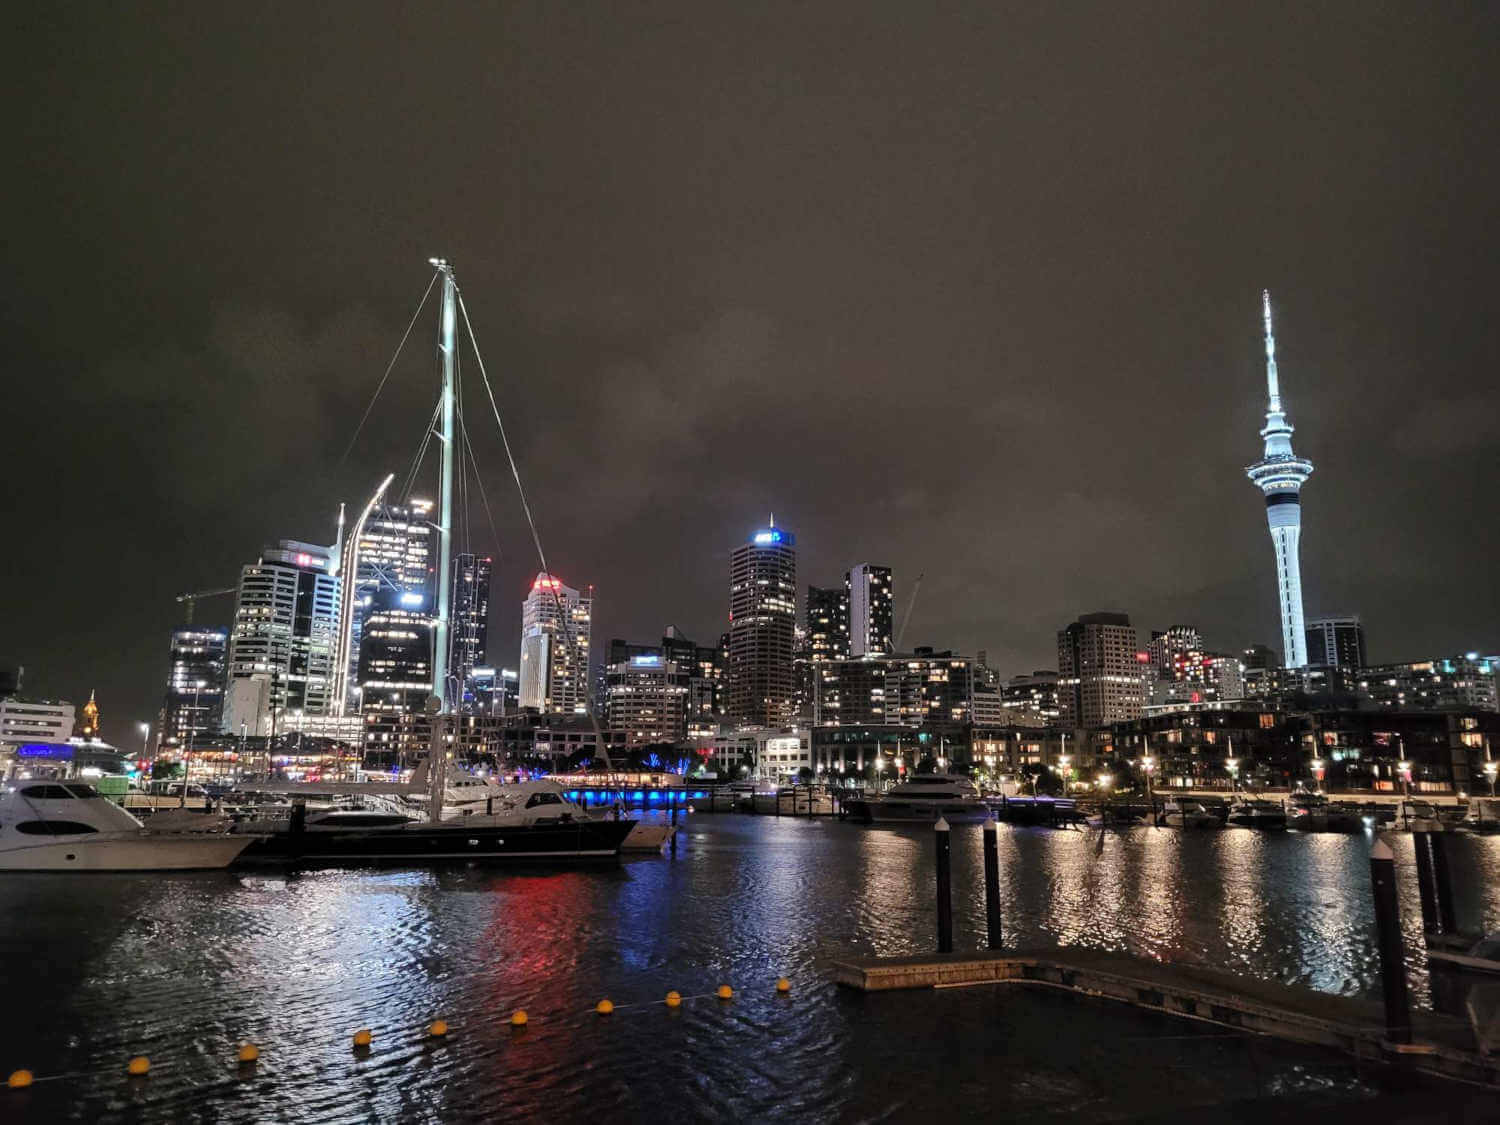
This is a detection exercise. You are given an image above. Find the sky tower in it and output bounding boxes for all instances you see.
[1245,291,1314,668]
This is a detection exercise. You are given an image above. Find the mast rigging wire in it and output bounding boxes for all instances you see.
[337,272,440,470]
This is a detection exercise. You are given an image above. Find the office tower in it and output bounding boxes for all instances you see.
[1057,612,1144,728]
[1306,616,1366,669]
[339,498,436,712]
[727,521,798,725]
[223,540,341,737]
[161,627,228,748]
[846,564,893,657]
[604,652,692,745]
[357,584,435,756]
[1245,291,1315,668]
[518,573,593,715]
[451,553,492,709]
[605,628,723,733]
[806,585,849,662]
[469,667,519,716]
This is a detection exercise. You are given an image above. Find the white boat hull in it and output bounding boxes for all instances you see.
[0,833,252,872]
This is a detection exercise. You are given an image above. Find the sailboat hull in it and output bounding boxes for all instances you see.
[235,818,636,865]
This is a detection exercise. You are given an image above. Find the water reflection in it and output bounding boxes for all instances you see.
[2,818,1497,1121]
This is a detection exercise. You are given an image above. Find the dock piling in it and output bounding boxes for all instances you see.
[982,817,1002,950]
[1412,828,1440,933]
[1369,837,1412,1044]
[671,804,679,855]
[935,816,953,954]
[1430,829,1458,935]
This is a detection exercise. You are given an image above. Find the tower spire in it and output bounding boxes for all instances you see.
[1262,289,1281,412]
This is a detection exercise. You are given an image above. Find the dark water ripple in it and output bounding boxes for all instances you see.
[1,817,1496,1121]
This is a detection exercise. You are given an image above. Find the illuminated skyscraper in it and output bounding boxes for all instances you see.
[161,627,227,748]
[1246,291,1314,668]
[450,553,492,709]
[1057,612,1144,728]
[223,541,341,736]
[727,521,798,725]
[340,498,436,711]
[845,564,893,657]
[518,573,593,715]
[806,586,849,662]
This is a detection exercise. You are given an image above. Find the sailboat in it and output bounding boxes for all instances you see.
[237,261,634,865]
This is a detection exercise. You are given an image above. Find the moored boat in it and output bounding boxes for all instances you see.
[844,774,991,824]
[1159,799,1223,829]
[1226,796,1287,829]
[0,781,251,871]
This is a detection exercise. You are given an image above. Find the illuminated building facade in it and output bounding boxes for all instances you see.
[604,654,692,745]
[342,499,435,711]
[357,584,435,758]
[1306,616,1366,670]
[727,522,798,725]
[161,627,228,748]
[845,564,893,657]
[450,552,492,709]
[1358,655,1498,712]
[518,573,593,715]
[814,649,979,732]
[1002,671,1061,725]
[1057,612,1145,728]
[223,540,341,736]
[1245,291,1314,668]
[806,585,849,662]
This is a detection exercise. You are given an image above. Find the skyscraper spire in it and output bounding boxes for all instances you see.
[1246,290,1315,668]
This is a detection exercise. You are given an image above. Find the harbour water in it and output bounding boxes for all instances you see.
[3,815,1497,1122]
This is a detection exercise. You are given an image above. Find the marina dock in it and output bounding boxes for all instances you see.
[831,948,1500,1088]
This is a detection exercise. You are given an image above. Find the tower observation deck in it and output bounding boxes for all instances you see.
[1245,291,1314,668]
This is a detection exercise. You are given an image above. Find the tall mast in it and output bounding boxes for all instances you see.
[1262,289,1281,413]
[431,259,457,709]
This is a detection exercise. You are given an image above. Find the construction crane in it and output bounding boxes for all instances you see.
[176,587,235,625]
[895,572,924,651]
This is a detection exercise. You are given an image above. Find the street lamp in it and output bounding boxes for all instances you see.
[1484,759,1497,797]
[1398,759,1412,799]
[1097,773,1113,797]
[138,721,151,769]
[1225,757,1238,794]
[1310,756,1325,795]
[1141,754,1155,812]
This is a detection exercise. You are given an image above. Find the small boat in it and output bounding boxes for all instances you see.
[993,795,1087,827]
[844,775,992,824]
[0,781,252,871]
[1159,799,1222,829]
[1226,796,1287,829]
[1286,793,1364,833]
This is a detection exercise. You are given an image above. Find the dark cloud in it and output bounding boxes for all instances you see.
[3,2,1497,742]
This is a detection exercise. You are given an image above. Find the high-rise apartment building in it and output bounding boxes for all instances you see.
[1146,626,1203,678]
[604,654,692,746]
[161,627,228,748]
[727,523,798,726]
[1306,616,1366,669]
[223,540,341,737]
[519,573,593,715]
[1358,655,1497,712]
[1002,671,1061,725]
[450,553,492,708]
[846,564,893,657]
[1057,612,1145,729]
[806,586,849,662]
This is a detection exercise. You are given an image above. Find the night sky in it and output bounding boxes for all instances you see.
[5,3,1497,744]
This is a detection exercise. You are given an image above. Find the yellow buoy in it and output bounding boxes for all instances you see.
[428,1020,449,1039]
[127,1056,151,1076]
[510,1010,528,1028]
[7,1070,34,1090]
[716,984,733,1000]
[665,990,682,1008]
[236,1043,259,1064]
[596,999,614,1015]
[776,977,791,994]
[352,1028,373,1049]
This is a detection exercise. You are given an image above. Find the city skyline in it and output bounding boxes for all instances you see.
[6,6,1498,744]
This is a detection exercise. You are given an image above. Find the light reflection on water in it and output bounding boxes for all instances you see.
[1,816,1495,1121]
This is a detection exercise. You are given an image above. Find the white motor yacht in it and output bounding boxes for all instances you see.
[0,781,252,871]
[845,774,991,824]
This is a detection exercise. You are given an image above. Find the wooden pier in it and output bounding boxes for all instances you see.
[830,948,1500,1088]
